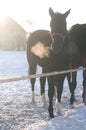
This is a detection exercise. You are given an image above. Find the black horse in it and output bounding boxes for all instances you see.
[47,8,71,117]
[49,8,76,107]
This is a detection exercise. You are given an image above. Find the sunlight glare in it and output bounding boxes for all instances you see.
[0,0,86,31]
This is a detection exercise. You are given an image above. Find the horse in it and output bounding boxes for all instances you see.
[47,8,86,117]
[26,30,52,106]
[30,8,71,118]
[49,8,76,107]
[66,24,86,104]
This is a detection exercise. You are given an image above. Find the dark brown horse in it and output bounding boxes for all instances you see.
[27,30,52,106]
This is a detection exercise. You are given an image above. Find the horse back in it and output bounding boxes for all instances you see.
[67,24,86,66]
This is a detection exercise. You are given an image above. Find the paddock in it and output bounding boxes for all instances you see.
[0,51,86,130]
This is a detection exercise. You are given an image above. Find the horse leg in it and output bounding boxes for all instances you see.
[67,72,77,108]
[40,68,47,107]
[48,76,54,118]
[56,75,65,115]
[29,63,36,102]
[82,67,86,105]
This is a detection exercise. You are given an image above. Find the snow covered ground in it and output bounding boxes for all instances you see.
[0,51,86,130]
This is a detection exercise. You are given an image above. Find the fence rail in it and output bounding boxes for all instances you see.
[0,67,86,83]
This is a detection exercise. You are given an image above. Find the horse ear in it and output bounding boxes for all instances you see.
[49,8,55,17]
[63,9,71,18]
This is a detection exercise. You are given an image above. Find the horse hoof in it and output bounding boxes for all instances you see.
[49,114,54,119]
[43,103,48,109]
[84,104,86,106]
[83,101,86,106]
[74,98,77,102]
[57,111,64,116]
[31,100,35,104]
[70,104,75,109]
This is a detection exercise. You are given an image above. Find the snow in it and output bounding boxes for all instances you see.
[0,51,86,130]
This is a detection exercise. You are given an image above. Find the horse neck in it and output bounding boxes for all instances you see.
[51,29,68,39]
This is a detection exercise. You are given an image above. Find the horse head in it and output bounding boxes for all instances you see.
[49,8,70,54]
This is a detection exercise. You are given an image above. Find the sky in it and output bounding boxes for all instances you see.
[0,0,86,32]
